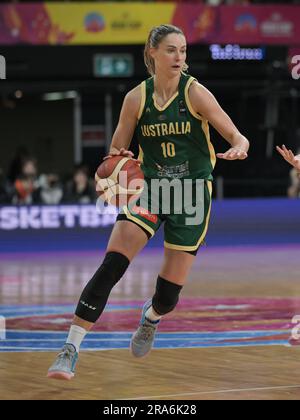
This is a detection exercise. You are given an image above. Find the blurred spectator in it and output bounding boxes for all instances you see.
[38,173,64,205]
[288,168,300,198]
[7,145,30,183]
[0,167,12,204]
[277,144,300,198]
[287,147,300,198]
[12,157,39,205]
[63,165,96,204]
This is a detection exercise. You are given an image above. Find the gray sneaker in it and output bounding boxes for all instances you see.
[130,299,160,358]
[47,343,78,380]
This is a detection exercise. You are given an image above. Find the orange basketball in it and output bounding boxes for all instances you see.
[95,156,144,206]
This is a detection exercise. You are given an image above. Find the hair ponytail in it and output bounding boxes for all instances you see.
[144,32,155,76]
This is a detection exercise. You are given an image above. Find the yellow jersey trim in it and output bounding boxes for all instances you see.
[123,206,155,237]
[138,145,144,164]
[152,91,179,112]
[137,81,146,121]
[185,77,216,170]
[184,77,203,121]
[201,119,216,169]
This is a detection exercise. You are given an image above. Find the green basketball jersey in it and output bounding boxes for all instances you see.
[135,73,216,180]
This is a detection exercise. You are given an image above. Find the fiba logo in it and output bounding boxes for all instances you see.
[0,55,6,79]
[291,55,300,80]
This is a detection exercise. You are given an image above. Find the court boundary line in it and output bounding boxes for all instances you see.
[0,343,290,353]
[121,384,300,400]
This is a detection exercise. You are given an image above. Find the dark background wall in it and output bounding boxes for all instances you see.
[1,99,74,175]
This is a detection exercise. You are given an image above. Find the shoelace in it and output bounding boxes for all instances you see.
[57,348,74,361]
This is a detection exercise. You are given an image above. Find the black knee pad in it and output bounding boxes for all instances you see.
[75,251,129,322]
[88,251,129,295]
[152,276,183,316]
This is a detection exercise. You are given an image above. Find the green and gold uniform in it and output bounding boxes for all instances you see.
[122,73,216,252]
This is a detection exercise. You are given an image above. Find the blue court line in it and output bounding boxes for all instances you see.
[0,330,290,352]
[0,304,139,318]
[0,341,289,352]
[4,330,289,339]
[0,304,139,310]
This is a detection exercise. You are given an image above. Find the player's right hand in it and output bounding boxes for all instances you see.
[103,148,141,164]
[103,147,134,160]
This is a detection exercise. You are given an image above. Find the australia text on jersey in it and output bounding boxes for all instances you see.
[141,121,191,137]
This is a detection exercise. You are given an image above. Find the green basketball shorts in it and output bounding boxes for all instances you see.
[119,177,212,252]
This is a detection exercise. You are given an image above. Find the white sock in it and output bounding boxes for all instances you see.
[66,325,87,352]
[145,306,162,323]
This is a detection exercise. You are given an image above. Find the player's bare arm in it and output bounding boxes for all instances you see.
[105,86,141,159]
[276,145,300,173]
[189,82,249,160]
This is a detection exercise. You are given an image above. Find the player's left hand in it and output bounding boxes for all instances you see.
[216,147,248,160]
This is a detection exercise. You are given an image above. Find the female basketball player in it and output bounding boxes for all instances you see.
[48,24,249,380]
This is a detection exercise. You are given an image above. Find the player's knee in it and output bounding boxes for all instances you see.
[88,251,130,296]
[152,276,183,315]
[75,252,130,323]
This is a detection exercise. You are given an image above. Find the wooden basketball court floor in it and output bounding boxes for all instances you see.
[0,245,300,400]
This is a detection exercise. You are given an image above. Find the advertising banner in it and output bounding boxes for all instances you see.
[173,4,300,45]
[0,200,300,252]
[217,5,300,45]
[0,2,175,45]
[0,3,300,46]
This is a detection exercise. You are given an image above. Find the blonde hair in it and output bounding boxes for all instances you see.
[144,24,188,76]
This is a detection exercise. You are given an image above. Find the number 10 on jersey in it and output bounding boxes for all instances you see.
[161,142,176,158]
